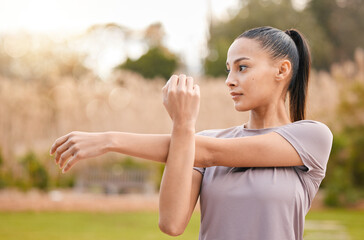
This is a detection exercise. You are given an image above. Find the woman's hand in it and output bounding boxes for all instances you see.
[50,131,111,173]
[162,74,200,127]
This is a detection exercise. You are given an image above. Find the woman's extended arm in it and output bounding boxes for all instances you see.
[106,129,303,168]
[49,131,211,172]
[50,126,302,173]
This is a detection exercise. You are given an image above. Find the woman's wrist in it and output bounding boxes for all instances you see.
[103,131,117,153]
[172,121,196,133]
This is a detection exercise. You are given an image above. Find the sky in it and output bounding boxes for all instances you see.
[0,0,240,77]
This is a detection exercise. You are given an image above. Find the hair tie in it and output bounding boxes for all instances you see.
[285,29,292,37]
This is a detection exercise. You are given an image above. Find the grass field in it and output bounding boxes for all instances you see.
[0,209,363,240]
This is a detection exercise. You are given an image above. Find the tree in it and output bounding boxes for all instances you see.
[117,23,178,80]
[308,0,364,67]
[118,46,178,80]
[204,0,363,76]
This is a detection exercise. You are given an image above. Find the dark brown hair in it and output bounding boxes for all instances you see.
[237,26,311,122]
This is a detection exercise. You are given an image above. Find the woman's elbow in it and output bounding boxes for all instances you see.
[158,220,185,236]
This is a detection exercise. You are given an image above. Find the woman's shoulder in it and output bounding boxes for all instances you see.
[274,119,333,156]
[283,120,333,137]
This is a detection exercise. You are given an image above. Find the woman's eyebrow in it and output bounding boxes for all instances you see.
[226,57,251,66]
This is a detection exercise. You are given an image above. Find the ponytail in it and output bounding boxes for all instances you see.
[285,29,311,122]
[238,26,312,122]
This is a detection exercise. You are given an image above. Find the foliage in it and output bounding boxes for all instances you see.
[308,0,364,68]
[19,151,49,191]
[323,125,364,206]
[52,172,75,189]
[322,54,364,206]
[118,156,149,170]
[0,147,3,167]
[322,131,360,206]
[204,0,363,76]
[116,22,178,80]
[0,148,6,189]
[117,46,178,80]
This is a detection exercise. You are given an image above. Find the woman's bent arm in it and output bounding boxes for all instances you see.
[157,74,201,236]
[158,125,197,236]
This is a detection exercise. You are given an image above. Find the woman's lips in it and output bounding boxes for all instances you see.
[230,92,243,99]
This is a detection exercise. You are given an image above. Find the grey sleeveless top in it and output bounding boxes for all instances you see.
[193,120,333,240]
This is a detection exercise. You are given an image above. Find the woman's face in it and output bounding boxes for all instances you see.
[225,37,282,112]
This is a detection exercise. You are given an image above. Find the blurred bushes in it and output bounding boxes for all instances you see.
[323,129,362,206]
[0,150,74,191]
[19,151,49,191]
[0,150,160,192]
[118,46,178,80]
[322,50,364,207]
[117,23,178,80]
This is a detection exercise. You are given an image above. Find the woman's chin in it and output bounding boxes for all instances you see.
[234,103,250,112]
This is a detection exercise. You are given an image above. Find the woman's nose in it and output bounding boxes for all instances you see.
[225,74,237,87]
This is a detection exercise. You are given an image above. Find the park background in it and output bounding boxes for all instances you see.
[0,0,363,239]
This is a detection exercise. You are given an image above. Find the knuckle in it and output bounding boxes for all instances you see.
[73,144,80,151]
[76,151,83,159]
[177,90,185,96]
[170,75,178,81]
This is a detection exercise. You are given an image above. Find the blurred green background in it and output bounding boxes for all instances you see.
[0,0,363,239]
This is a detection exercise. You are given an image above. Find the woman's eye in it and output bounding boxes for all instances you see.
[239,65,247,71]
[226,68,230,74]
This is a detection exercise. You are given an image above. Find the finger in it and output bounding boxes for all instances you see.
[167,74,177,82]
[50,134,70,155]
[62,155,78,173]
[54,139,74,164]
[186,76,194,92]
[177,74,187,91]
[54,140,70,164]
[162,76,171,91]
[59,146,76,168]
[162,81,169,95]
[168,75,178,92]
[194,84,200,96]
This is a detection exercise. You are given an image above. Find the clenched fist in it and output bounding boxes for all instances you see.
[162,74,200,127]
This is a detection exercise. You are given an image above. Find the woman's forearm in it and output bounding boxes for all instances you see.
[106,131,171,163]
[158,124,196,235]
[105,131,211,167]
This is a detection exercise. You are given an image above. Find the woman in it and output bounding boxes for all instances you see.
[50,26,333,240]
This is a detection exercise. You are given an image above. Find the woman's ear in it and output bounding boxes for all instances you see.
[275,59,292,82]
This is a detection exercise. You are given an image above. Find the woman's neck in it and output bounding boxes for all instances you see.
[245,101,291,130]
